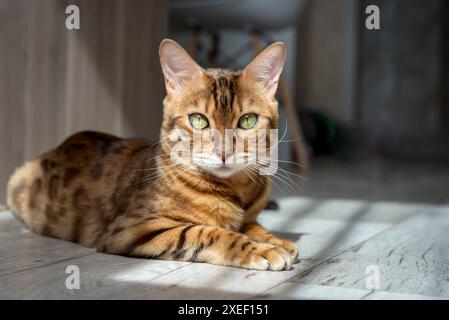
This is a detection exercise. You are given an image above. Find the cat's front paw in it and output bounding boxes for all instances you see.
[241,244,293,271]
[279,239,299,264]
[264,238,299,264]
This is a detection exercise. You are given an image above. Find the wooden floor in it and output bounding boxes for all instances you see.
[1,157,449,300]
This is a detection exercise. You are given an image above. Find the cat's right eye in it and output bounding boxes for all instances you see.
[189,114,209,130]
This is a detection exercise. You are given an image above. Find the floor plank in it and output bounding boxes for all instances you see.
[0,235,96,277]
[0,211,33,241]
[258,215,392,262]
[0,212,96,277]
[0,253,189,299]
[274,197,429,224]
[284,207,449,298]
[0,197,436,299]
[257,283,445,300]
[0,211,21,229]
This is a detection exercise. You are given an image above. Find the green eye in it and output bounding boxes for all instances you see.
[189,114,209,130]
[238,114,258,129]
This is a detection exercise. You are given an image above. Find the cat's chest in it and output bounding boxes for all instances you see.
[205,182,266,230]
[207,197,245,230]
[154,170,266,230]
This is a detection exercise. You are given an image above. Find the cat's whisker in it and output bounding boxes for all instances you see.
[261,162,306,181]
[268,170,295,192]
[265,174,285,193]
[274,169,301,191]
[141,138,164,153]
[249,167,268,186]
[165,166,203,192]
[246,165,286,193]
[257,156,306,170]
[259,161,305,191]
[133,154,166,172]
[277,137,305,144]
[136,161,187,183]
[137,163,175,178]
[253,117,289,153]
[247,160,302,192]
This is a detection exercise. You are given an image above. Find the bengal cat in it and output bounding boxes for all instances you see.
[7,39,299,271]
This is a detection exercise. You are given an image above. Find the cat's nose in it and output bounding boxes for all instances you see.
[217,150,232,164]
[220,150,226,164]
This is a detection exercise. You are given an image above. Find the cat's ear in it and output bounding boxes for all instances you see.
[242,42,286,97]
[159,39,204,94]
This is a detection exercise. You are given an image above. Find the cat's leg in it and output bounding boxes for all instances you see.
[106,223,294,271]
[241,223,299,263]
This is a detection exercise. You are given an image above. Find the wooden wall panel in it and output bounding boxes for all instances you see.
[23,0,69,159]
[0,0,168,204]
[296,0,358,124]
[0,0,30,205]
[442,0,449,135]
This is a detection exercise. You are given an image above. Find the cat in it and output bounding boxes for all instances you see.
[7,39,299,271]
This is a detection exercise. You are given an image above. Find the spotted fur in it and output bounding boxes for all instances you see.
[6,40,298,271]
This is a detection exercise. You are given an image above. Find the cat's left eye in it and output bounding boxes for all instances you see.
[238,114,258,129]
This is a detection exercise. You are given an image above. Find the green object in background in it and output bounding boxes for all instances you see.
[304,111,359,158]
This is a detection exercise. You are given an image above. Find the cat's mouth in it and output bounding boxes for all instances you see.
[216,165,233,173]
[199,164,245,178]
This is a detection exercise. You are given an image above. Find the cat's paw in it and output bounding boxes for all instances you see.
[279,239,299,264]
[242,244,293,271]
[264,238,299,264]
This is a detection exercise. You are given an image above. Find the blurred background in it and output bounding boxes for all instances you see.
[1,0,448,205]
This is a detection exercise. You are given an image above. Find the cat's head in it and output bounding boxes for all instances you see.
[159,39,286,179]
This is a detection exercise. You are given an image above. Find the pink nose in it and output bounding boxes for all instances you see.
[217,150,232,164]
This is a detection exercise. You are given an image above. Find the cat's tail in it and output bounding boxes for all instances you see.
[6,159,46,230]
